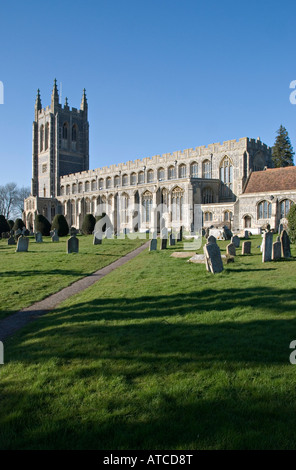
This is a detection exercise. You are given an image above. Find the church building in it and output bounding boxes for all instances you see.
[24,81,296,234]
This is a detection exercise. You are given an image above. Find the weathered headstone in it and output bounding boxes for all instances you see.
[272,240,281,260]
[226,242,236,256]
[35,232,43,243]
[177,226,183,242]
[67,234,79,254]
[244,230,249,239]
[262,231,273,262]
[7,234,16,245]
[280,230,291,258]
[231,235,240,248]
[149,238,157,251]
[207,235,217,244]
[160,238,167,250]
[93,232,102,245]
[242,241,251,255]
[51,229,59,242]
[204,242,224,274]
[169,233,176,246]
[16,236,29,252]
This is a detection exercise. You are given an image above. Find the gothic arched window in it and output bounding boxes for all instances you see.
[142,191,153,223]
[147,169,154,182]
[179,164,186,178]
[280,199,293,218]
[190,162,198,177]
[72,125,77,141]
[172,187,184,221]
[45,123,49,150]
[62,122,68,139]
[131,173,137,185]
[202,160,212,179]
[158,167,165,181]
[258,200,271,219]
[121,193,129,224]
[204,211,213,222]
[168,165,175,180]
[220,156,233,197]
[40,125,44,152]
[202,187,214,204]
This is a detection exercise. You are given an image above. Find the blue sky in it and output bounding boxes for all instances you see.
[0,0,296,187]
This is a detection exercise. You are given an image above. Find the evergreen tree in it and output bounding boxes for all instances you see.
[35,214,51,236]
[0,215,10,235]
[288,204,296,243]
[82,214,96,235]
[13,218,25,231]
[272,125,294,168]
[51,214,69,237]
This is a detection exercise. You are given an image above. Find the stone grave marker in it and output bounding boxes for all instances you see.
[231,235,240,248]
[35,232,43,243]
[226,242,236,256]
[160,238,167,250]
[149,238,157,251]
[93,232,102,245]
[207,235,217,244]
[7,232,16,245]
[244,230,249,239]
[204,242,224,274]
[281,230,291,258]
[262,231,273,262]
[169,232,176,246]
[16,235,29,252]
[272,239,281,260]
[51,229,59,242]
[242,241,251,255]
[177,226,183,242]
[67,234,79,254]
[15,229,22,239]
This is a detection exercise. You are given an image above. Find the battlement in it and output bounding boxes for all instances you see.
[60,137,271,183]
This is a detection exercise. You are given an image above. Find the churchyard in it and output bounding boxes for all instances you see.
[0,236,145,320]
[1,233,296,449]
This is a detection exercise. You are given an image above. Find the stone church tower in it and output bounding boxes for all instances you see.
[31,79,89,198]
[25,80,89,229]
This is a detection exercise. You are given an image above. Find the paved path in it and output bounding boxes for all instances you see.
[0,241,149,341]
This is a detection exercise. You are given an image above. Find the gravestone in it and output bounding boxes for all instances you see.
[281,230,291,258]
[67,234,79,254]
[231,235,240,248]
[207,235,217,244]
[177,226,183,242]
[35,232,43,243]
[149,238,157,251]
[169,233,176,246]
[272,240,281,260]
[226,242,236,256]
[204,242,224,274]
[93,232,102,245]
[278,223,283,235]
[262,231,273,262]
[7,233,16,245]
[223,226,232,240]
[160,238,167,250]
[242,241,251,255]
[244,230,249,239]
[16,235,29,252]
[51,229,59,242]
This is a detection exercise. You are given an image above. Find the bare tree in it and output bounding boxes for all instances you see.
[0,183,30,220]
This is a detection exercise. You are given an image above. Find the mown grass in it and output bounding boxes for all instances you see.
[0,235,146,320]
[1,234,296,449]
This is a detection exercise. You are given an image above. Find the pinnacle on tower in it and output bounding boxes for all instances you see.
[34,88,42,120]
[51,78,59,110]
[80,88,88,112]
[64,97,69,108]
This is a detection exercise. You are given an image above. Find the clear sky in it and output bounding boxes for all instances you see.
[0,0,296,187]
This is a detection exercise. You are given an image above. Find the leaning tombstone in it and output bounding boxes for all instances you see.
[51,229,59,242]
[231,235,240,248]
[272,238,281,261]
[280,230,291,258]
[35,232,43,243]
[67,233,79,254]
[93,232,102,245]
[7,232,16,245]
[226,242,236,257]
[204,242,224,274]
[149,238,157,251]
[16,235,29,252]
[242,241,251,255]
[207,235,217,245]
[262,231,273,262]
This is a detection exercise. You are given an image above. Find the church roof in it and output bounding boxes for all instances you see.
[244,166,296,194]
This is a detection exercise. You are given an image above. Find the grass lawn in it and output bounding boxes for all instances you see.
[1,234,296,449]
[0,235,146,320]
